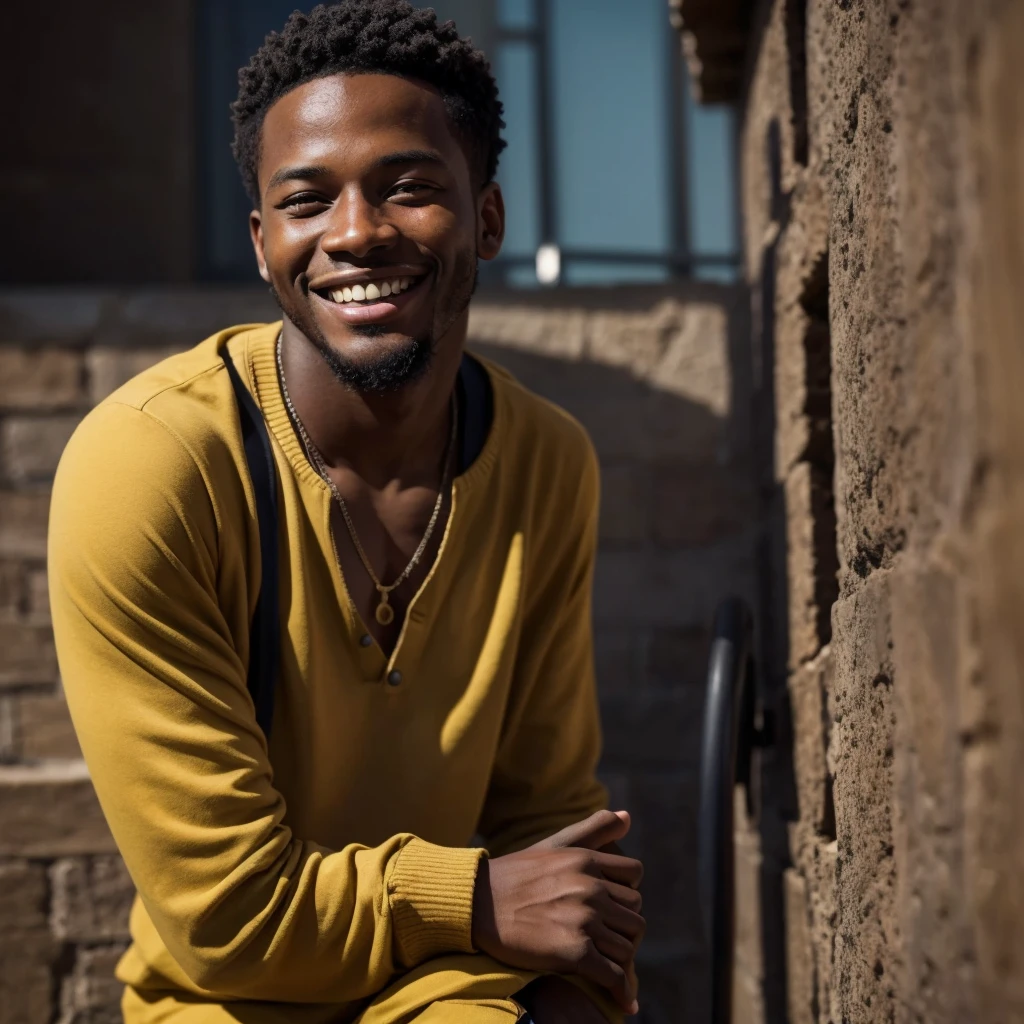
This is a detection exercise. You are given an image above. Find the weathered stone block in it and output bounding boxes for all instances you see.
[733,815,763,983]
[646,623,711,687]
[599,691,703,772]
[0,292,108,347]
[586,313,665,376]
[0,348,84,411]
[0,695,15,762]
[634,952,709,1024]
[646,302,730,416]
[51,856,134,942]
[1,414,81,482]
[0,762,116,856]
[830,571,897,1024]
[86,346,187,405]
[784,868,815,1024]
[19,691,81,760]
[467,305,587,360]
[0,559,25,616]
[0,859,49,932]
[0,621,58,687]
[25,565,50,624]
[0,932,58,1024]
[598,463,650,543]
[787,648,832,835]
[732,963,765,1024]
[652,462,752,547]
[784,460,838,668]
[890,557,975,1022]
[593,541,753,628]
[105,288,277,349]
[622,772,701,948]
[0,490,50,559]
[592,628,642,696]
[59,943,127,1024]
[0,860,57,1024]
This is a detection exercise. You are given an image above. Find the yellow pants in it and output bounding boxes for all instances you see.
[121,955,530,1024]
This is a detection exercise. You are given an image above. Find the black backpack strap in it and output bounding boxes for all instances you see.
[222,349,280,741]
[457,352,493,474]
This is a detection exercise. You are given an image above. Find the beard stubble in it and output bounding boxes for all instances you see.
[270,247,478,395]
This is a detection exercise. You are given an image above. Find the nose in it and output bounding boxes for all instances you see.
[320,187,399,260]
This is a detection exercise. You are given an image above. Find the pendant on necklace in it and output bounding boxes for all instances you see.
[375,595,395,626]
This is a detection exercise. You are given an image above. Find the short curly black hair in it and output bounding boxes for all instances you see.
[231,1,506,205]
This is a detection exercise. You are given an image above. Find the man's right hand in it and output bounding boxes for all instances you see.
[471,810,645,1015]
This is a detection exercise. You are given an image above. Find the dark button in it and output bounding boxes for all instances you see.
[359,634,373,648]
[387,670,403,687]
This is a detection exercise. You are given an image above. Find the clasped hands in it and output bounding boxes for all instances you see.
[472,810,645,1019]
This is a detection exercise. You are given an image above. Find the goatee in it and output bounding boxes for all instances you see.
[267,248,477,395]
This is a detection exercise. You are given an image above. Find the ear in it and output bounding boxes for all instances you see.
[476,182,505,262]
[249,208,272,284]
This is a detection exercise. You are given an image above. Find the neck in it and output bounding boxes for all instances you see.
[277,318,464,489]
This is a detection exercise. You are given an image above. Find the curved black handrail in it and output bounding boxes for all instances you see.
[698,596,756,1024]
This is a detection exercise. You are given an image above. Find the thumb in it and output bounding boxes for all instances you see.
[534,809,631,851]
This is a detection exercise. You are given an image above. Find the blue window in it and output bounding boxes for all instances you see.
[197,0,739,284]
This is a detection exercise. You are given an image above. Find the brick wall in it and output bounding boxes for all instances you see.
[0,283,752,1024]
[730,0,1024,1021]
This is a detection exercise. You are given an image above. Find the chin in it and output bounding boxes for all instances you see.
[317,329,434,394]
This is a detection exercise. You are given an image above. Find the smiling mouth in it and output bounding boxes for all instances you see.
[317,274,426,307]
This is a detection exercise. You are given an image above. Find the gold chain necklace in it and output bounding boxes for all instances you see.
[276,334,457,626]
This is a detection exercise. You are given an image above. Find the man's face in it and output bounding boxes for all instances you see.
[251,72,504,391]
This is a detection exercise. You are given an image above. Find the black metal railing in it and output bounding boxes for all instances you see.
[697,596,759,1024]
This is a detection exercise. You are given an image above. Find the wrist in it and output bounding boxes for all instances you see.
[471,855,494,952]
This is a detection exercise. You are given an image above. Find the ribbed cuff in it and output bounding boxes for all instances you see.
[387,838,486,967]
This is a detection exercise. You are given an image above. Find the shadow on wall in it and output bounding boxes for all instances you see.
[0,283,755,1024]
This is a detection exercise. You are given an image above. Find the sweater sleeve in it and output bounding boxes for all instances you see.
[475,431,609,856]
[48,401,483,1003]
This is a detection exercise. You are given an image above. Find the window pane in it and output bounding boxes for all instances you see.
[564,261,670,286]
[497,0,536,30]
[549,0,672,256]
[199,0,309,280]
[495,41,542,258]
[684,83,738,259]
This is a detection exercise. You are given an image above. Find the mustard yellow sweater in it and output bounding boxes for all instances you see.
[48,323,609,1024]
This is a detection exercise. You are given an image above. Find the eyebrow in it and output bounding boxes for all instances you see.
[265,151,447,192]
[265,164,332,192]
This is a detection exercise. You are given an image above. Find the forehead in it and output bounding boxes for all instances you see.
[259,72,464,178]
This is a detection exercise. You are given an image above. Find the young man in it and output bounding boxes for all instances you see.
[49,3,645,1022]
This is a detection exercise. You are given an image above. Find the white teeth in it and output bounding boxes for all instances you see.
[326,276,420,305]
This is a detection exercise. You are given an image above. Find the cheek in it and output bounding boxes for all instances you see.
[401,200,469,251]
[263,218,320,275]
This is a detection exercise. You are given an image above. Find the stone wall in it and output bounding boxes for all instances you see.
[0,283,752,1024]
[732,0,1024,1021]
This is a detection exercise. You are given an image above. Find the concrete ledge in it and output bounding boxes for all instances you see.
[0,760,116,856]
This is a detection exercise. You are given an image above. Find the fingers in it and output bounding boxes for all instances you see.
[604,879,643,916]
[577,941,638,1014]
[591,922,636,966]
[599,897,646,945]
[536,809,631,852]
[588,850,644,889]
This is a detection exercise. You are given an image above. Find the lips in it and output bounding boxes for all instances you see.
[310,271,431,326]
